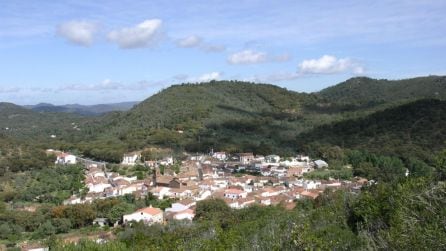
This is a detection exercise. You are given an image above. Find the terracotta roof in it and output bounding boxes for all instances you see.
[238,153,254,156]
[157,175,175,184]
[225,188,244,194]
[300,190,319,199]
[175,208,195,215]
[137,206,162,215]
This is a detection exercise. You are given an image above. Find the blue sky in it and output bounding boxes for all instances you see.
[0,0,445,105]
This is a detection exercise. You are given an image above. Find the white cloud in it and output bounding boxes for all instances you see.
[59,79,122,91]
[197,72,222,82]
[58,79,164,92]
[176,35,202,48]
[176,35,226,53]
[227,50,291,64]
[273,53,292,62]
[228,50,267,64]
[170,72,222,83]
[108,19,163,49]
[0,87,21,93]
[202,44,226,52]
[57,20,97,46]
[298,55,364,74]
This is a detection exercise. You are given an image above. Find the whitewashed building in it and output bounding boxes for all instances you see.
[123,206,163,225]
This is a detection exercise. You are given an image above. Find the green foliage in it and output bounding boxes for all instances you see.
[304,168,353,180]
[194,198,232,227]
[51,204,96,228]
[106,203,135,224]
[0,165,84,204]
[348,178,446,249]
[319,76,446,106]
[298,99,446,164]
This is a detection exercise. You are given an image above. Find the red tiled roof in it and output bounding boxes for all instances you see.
[137,206,162,215]
[225,188,244,194]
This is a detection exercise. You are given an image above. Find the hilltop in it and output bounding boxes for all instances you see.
[318,75,446,105]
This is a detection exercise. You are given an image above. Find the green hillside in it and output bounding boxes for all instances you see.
[0,102,86,142]
[319,75,446,106]
[78,81,330,159]
[297,99,446,162]
[2,76,446,163]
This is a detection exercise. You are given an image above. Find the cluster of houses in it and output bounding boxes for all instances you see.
[58,150,367,227]
[121,151,174,166]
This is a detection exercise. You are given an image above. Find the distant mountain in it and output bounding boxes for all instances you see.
[24,101,139,116]
[0,102,85,141]
[2,76,446,162]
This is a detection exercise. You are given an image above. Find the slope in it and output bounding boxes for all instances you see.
[297,99,446,162]
[0,102,86,142]
[318,75,446,106]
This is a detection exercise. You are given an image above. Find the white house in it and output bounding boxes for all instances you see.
[173,209,195,221]
[212,152,228,161]
[55,153,77,165]
[224,188,247,199]
[265,155,281,163]
[165,203,189,213]
[87,182,112,193]
[196,190,212,201]
[314,160,329,168]
[123,206,163,225]
[303,180,321,190]
[159,156,174,166]
[150,187,171,199]
[297,155,310,163]
[122,152,140,166]
[212,152,227,161]
[238,153,254,165]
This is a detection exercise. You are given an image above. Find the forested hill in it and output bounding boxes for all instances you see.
[98,81,313,130]
[297,99,446,162]
[0,102,85,141]
[2,76,446,162]
[318,75,446,105]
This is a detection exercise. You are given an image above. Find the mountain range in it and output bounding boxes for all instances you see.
[1,75,445,163]
[23,101,139,115]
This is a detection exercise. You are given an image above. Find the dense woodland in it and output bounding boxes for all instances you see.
[1,76,446,249]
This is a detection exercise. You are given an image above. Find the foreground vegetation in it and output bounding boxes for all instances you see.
[45,177,446,250]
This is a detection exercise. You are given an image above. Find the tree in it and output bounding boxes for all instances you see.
[435,149,446,180]
[33,220,56,239]
[194,198,233,229]
[107,203,135,224]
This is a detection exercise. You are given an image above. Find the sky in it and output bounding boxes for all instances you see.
[0,0,445,105]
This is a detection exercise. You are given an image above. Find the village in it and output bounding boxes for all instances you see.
[51,149,368,227]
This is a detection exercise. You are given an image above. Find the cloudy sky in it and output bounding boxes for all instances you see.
[0,0,445,105]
